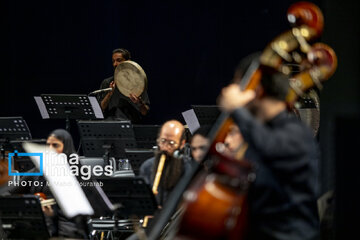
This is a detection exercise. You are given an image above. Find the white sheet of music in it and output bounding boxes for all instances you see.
[182,109,201,134]
[22,142,94,218]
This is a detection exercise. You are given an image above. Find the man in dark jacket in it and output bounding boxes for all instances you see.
[219,68,319,240]
[139,120,187,207]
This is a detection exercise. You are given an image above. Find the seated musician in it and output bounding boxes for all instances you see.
[139,120,188,207]
[219,63,320,239]
[189,125,210,163]
[98,48,150,123]
[8,129,87,239]
[223,123,247,158]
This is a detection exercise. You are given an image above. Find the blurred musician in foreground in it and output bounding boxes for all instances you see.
[219,68,319,239]
[139,120,188,207]
[98,48,150,122]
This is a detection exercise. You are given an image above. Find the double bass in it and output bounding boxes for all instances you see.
[147,2,337,240]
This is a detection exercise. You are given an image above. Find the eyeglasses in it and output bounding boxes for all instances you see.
[157,138,179,148]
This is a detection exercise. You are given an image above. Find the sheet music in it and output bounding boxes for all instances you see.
[34,96,50,119]
[22,142,94,218]
[89,96,104,119]
[182,109,200,134]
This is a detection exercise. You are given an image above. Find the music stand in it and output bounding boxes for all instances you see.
[125,149,154,175]
[88,218,137,240]
[0,117,32,142]
[0,195,49,239]
[191,105,221,126]
[78,120,137,162]
[95,177,157,218]
[0,117,33,173]
[34,94,104,131]
[87,177,156,239]
[133,125,161,149]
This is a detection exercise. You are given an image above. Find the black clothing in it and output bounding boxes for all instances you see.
[139,157,189,206]
[6,174,87,239]
[231,108,319,240]
[140,157,169,206]
[98,76,150,123]
[5,130,87,239]
[139,157,155,185]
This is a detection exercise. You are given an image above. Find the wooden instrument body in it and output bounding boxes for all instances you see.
[0,158,10,186]
[34,192,56,207]
[177,172,249,240]
[0,151,11,186]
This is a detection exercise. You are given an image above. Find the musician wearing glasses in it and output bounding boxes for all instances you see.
[98,48,150,123]
[139,120,188,206]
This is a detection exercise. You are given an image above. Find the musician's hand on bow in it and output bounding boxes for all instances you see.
[218,84,256,112]
[42,205,54,217]
[36,193,55,217]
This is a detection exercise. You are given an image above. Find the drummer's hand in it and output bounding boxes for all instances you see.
[109,81,116,89]
[218,84,255,112]
[129,93,141,104]
[107,81,116,95]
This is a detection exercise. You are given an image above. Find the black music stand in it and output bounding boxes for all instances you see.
[0,117,32,142]
[133,125,161,149]
[191,105,221,126]
[0,117,33,172]
[0,195,50,239]
[34,94,104,131]
[88,177,157,239]
[96,177,157,218]
[78,179,116,218]
[125,149,154,175]
[88,218,136,240]
[78,120,137,163]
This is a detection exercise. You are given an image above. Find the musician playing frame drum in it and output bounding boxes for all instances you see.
[98,48,150,123]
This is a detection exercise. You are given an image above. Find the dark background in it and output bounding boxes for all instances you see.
[1,0,360,238]
[1,0,325,136]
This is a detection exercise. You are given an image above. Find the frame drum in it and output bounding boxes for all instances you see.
[114,61,147,97]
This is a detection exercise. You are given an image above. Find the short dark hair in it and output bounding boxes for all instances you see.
[192,125,211,138]
[112,48,131,60]
[260,66,290,101]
